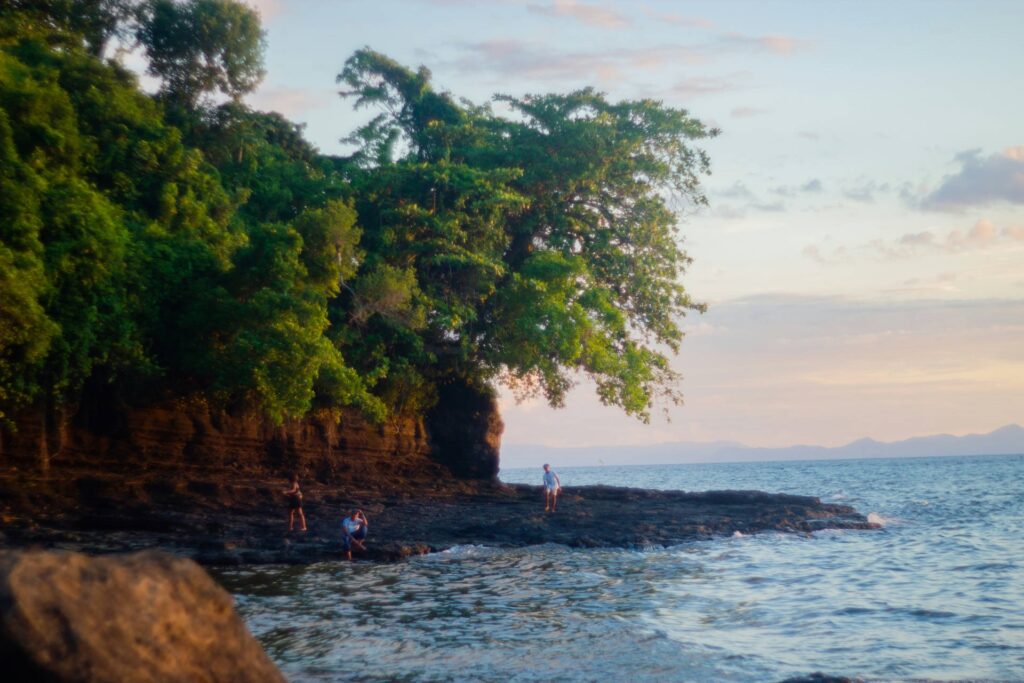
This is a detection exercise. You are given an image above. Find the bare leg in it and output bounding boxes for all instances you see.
[298,509,307,531]
[551,491,558,512]
[288,510,294,531]
[544,490,550,512]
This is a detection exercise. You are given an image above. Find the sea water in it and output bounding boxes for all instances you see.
[216,454,1024,682]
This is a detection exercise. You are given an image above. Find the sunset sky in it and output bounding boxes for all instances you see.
[237,0,1023,448]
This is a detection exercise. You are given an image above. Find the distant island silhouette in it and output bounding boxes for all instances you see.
[503,424,1024,468]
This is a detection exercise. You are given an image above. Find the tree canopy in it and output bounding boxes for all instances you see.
[0,2,714,431]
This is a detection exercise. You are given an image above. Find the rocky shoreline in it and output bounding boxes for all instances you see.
[0,467,875,564]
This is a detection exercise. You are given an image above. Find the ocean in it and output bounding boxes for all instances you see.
[216,454,1024,682]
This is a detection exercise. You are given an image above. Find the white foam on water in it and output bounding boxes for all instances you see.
[867,512,890,526]
[731,530,745,538]
[431,544,498,559]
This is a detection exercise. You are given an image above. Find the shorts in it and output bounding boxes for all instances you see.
[288,495,302,510]
[341,525,367,551]
[545,485,559,493]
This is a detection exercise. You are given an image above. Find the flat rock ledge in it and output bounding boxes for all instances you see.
[0,470,876,564]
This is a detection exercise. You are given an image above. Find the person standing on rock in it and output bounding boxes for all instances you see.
[341,509,369,560]
[283,474,307,532]
[542,464,561,513]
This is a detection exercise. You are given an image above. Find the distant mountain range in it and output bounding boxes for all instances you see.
[501,424,1024,468]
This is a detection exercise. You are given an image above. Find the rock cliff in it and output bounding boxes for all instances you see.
[0,379,503,490]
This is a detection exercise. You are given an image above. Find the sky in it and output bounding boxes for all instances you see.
[237,0,1023,449]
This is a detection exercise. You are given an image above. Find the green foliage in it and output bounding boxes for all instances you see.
[0,1,137,56]
[0,5,713,438]
[136,0,264,107]
[339,49,714,420]
[0,39,139,421]
[0,7,373,426]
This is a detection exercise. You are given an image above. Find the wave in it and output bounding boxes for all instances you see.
[867,512,895,527]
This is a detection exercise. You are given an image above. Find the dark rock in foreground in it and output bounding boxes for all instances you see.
[0,549,285,683]
[0,467,876,564]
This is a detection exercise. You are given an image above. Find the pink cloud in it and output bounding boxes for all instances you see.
[671,73,746,98]
[730,106,766,118]
[867,218,1018,259]
[528,0,631,28]
[1002,225,1024,241]
[452,40,706,84]
[243,0,285,21]
[642,7,713,28]
[719,32,812,55]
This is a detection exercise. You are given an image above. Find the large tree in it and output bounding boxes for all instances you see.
[338,50,714,421]
[136,0,264,108]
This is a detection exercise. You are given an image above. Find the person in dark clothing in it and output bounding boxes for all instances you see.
[283,473,307,531]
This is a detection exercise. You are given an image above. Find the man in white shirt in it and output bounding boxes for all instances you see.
[542,464,561,513]
[341,510,368,560]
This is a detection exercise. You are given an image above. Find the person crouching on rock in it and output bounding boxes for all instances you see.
[341,510,368,560]
[283,474,307,532]
[543,464,561,513]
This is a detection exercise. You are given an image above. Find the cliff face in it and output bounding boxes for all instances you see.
[426,379,504,480]
[0,382,503,488]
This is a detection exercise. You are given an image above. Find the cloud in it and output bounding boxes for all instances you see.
[798,130,820,141]
[671,73,746,98]
[715,182,755,200]
[771,178,823,197]
[803,218,1022,265]
[527,0,631,28]
[801,243,849,265]
[866,218,1023,258]
[718,32,811,56]
[921,146,1024,211]
[949,218,998,249]
[844,180,890,203]
[730,106,766,118]
[712,181,796,217]
[802,245,825,263]
[900,272,958,287]
[898,231,936,247]
[448,27,802,88]
[642,8,713,28]
[243,0,285,21]
[451,40,706,84]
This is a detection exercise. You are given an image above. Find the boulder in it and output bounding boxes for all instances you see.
[0,550,284,683]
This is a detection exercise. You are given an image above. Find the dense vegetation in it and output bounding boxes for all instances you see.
[0,0,714,432]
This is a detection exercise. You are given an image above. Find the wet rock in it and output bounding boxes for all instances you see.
[0,549,285,683]
[0,465,875,564]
